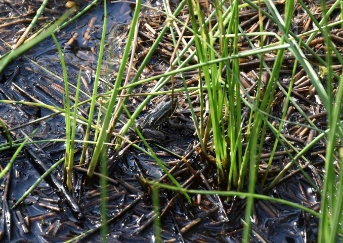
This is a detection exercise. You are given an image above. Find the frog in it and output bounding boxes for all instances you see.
[137,96,178,141]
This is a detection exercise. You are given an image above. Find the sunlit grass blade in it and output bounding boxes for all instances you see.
[80,0,108,167]
[242,0,294,240]
[331,146,343,242]
[52,32,73,190]
[146,181,321,217]
[225,0,240,190]
[187,0,229,184]
[11,155,66,209]
[87,0,142,178]
[0,118,12,148]
[318,0,343,240]
[100,143,108,241]
[13,0,48,49]
[0,129,36,179]
[0,6,78,73]
[152,184,162,243]
[69,69,82,182]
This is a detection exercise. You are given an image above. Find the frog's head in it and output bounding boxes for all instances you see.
[136,116,145,131]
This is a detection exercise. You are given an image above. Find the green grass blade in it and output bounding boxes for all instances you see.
[0,6,78,73]
[87,0,142,178]
[80,0,108,166]
[11,156,65,209]
[0,129,36,179]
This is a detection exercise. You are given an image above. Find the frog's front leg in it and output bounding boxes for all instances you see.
[142,128,166,141]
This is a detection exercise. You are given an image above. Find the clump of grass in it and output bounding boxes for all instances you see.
[168,0,343,241]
